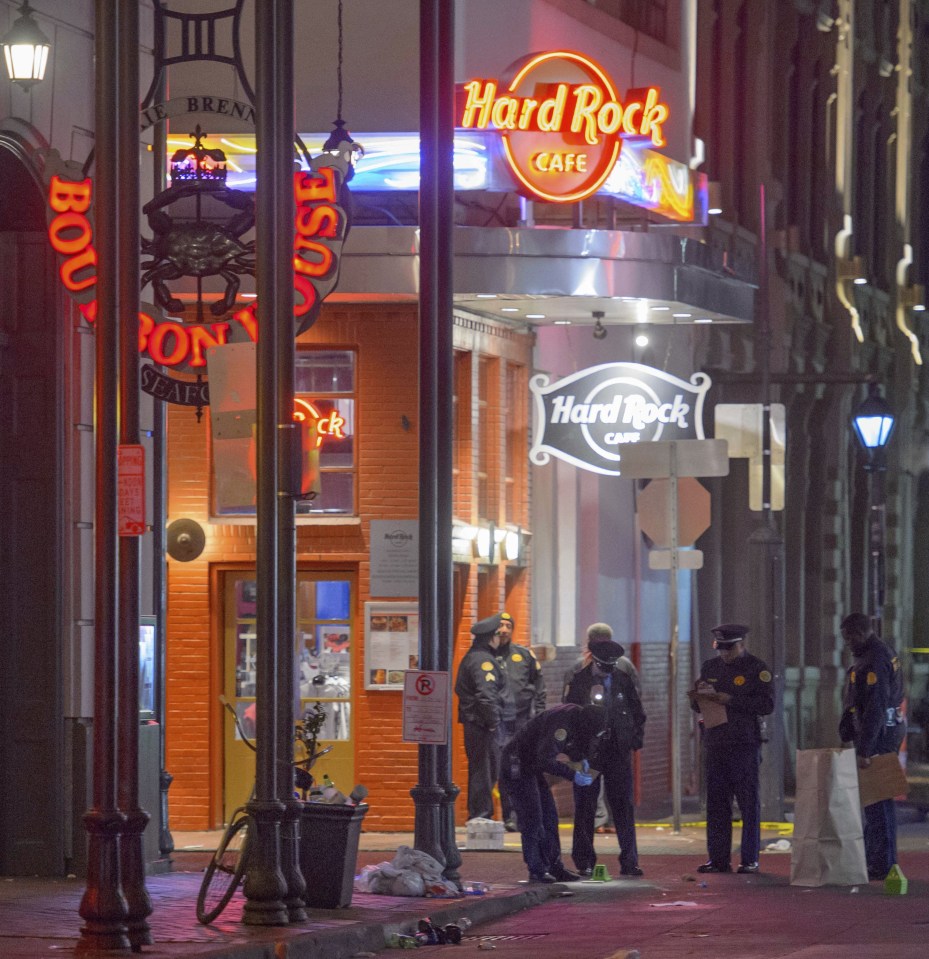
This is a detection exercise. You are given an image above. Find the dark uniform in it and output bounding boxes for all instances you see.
[494,613,547,829]
[563,638,646,876]
[839,622,905,879]
[691,623,774,874]
[455,614,506,820]
[499,703,606,882]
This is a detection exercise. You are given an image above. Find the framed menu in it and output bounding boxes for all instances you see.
[365,601,419,690]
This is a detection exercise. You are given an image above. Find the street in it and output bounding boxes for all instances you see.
[449,850,927,959]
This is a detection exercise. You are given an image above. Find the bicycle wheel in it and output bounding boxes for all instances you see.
[196,814,251,924]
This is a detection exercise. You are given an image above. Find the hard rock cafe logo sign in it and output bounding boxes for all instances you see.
[457,51,671,203]
[529,363,711,476]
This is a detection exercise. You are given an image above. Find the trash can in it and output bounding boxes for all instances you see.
[299,802,369,908]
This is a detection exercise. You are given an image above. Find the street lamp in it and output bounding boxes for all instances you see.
[851,384,896,636]
[1,1,50,90]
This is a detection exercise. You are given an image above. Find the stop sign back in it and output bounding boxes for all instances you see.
[637,476,710,547]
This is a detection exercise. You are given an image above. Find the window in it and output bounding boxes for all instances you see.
[209,349,357,517]
[295,350,356,515]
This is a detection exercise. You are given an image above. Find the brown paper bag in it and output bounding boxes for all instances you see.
[789,748,868,887]
[857,752,908,808]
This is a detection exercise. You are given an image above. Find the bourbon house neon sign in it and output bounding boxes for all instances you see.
[44,165,345,371]
[456,50,671,203]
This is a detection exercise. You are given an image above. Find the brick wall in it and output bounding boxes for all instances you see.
[165,304,534,830]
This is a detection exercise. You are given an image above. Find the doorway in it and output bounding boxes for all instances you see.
[221,569,356,822]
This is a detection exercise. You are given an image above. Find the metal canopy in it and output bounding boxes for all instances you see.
[334,225,756,327]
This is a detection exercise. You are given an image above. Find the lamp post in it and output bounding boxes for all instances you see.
[1,0,50,90]
[851,384,896,637]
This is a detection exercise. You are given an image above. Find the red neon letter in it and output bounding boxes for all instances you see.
[296,205,339,239]
[60,247,98,293]
[48,175,92,214]
[188,323,231,368]
[146,321,190,366]
[294,168,337,204]
[293,243,334,278]
[48,212,93,255]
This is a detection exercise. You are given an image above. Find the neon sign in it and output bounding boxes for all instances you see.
[293,397,346,447]
[457,51,671,203]
[43,154,348,373]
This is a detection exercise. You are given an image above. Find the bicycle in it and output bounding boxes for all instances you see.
[196,697,331,924]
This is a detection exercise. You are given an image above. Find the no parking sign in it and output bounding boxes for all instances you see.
[402,671,450,744]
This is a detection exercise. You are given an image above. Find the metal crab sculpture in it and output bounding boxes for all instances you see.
[141,127,256,317]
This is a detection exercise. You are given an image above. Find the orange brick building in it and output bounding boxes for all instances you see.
[165,303,534,831]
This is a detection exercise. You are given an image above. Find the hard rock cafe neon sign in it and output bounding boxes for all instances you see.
[41,148,347,374]
[457,50,671,203]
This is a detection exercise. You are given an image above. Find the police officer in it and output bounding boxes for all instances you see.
[455,613,507,821]
[494,612,547,832]
[689,623,774,874]
[499,703,606,883]
[563,629,646,877]
[838,612,905,880]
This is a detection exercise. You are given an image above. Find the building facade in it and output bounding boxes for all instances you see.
[1,0,928,873]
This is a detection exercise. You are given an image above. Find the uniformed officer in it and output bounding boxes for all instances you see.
[494,612,547,832]
[839,611,905,880]
[455,613,507,821]
[499,703,606,883]
[689,623,774,874]
[563,630,646,877]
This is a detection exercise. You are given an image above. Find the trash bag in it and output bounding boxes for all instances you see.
[353,845,460,897]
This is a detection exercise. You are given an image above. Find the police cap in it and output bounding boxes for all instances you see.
[588,637,625,665]
[712,623,749,647]
[471,613,502,638]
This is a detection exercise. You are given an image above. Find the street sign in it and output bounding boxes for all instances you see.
[402,671,450,744]
[648,549,704,570]
[118,444,146,537]
[619,437,729,479]
[715,403,785,510]
[637,477,710,547]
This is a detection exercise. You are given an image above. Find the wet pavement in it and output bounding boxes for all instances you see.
[0,814,926,958]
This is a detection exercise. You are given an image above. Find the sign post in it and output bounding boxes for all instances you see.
[620,438,728,833]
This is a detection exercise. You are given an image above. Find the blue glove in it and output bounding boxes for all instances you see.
[573,769,594,787]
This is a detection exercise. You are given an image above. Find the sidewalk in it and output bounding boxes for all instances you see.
[0,815,926,959]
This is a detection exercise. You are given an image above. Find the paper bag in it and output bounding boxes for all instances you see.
[695,695,728,729]
[858,752,908,808]
[789,748,868,887]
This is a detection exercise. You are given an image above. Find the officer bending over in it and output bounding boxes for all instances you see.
[499,703,606,883]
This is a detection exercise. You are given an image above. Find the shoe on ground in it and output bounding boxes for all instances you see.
[528,872,557,884]
[504,819,519,833]
[549,865,581,882]
[696,861,732,874]
[620,865,644,877]
[737,862,759,874]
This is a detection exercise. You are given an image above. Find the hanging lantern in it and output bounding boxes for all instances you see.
[2,1,51,90]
